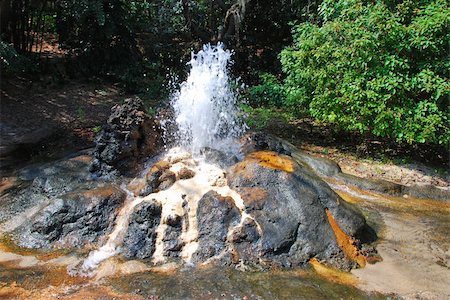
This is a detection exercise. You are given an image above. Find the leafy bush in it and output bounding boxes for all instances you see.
[280,0,449,145]
[246,73,286,107]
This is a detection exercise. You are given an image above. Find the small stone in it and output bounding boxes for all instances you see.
[178,167,195,180]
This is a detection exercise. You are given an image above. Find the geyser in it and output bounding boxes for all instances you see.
[171,43,246,154]
[2,44,376,279]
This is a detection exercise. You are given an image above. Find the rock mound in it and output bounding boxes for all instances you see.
[226,151,370,270]
[17,184,127,249]
[90,97,162,177]
[122,201,162,259]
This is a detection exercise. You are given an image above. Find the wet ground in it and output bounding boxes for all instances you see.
[1,169,448,299]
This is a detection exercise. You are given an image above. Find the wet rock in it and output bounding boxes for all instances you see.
[90,97,162,177]
[230,218,260,264]
[122,201,162,259]
[16,185,127,249]
[178,167,195,180]
[192,191,241,264]
[403,185,450,201]
[137,161,175,197]
[241,132,450,201]
[0,151,94,225]
[158,170,176,191]
[162,215,184,257]
[227,151,372,270]
[200,147,239,168]
[240,132,341,177]
[240,132,291,157]
[335,173,402,195]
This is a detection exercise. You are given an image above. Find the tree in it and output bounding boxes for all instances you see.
[281,0,449,145]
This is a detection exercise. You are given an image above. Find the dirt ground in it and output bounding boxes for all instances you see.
[0,77,123,175]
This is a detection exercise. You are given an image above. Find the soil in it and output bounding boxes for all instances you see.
[0,76,124,175]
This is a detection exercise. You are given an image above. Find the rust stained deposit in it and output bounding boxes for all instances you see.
[325,209,366,268]
[309,258,359,286]
[82,186,122,199]
[247,151,295,173]
[237,187,268,206]
[147,160,171,177]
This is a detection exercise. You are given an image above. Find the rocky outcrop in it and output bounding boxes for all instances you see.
[122,201,162,259]
[192,191,241,264]
[90,97,162,177]
[17,184,127,249]
[227,151,370,270]
[0,151,94,225]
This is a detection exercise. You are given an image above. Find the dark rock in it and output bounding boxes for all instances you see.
[200,147,239,168]
[122,201,162,259]
[230,218,260,264]
[162,219,184,257]
[139,161,172,197]
[178,167,195,180]
[90,97,162,177]
[403,185,450,201]
[227,151,371,270]
[17,185,126,249]
[241,133,450,201]
[335,173,403,196]
[240,132,291,157]
[240,132,342,177]
[192,191,241,264]
[0,152,94,224]
[158,170,176,191]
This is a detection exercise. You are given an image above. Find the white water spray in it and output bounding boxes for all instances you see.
[171,43,246,154]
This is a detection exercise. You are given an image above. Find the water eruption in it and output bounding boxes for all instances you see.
[171,43,246,155]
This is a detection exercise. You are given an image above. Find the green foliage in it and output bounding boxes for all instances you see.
[241,105,275,130]
[56,0,147,72]
[281,0,450,145]
[246,73,286,107]
[0,40,36,76]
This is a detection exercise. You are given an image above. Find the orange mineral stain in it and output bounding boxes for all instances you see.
[248,151,294,173]
[309,258,359,286]
[325,209,366,268]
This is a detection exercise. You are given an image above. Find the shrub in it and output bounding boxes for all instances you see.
[246,73,286,108]
[280,0,449,145]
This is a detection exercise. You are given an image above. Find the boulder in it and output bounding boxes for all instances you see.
[192,191,241,264]
[0,151,94,225]
[16,185,127,249]
[90,97,162,177]
[122,201,162,259]
[227,151,371,270]
[138,161,176,197]
[241,132,450,201]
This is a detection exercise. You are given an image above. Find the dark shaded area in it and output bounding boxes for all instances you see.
[192,190,241,264]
